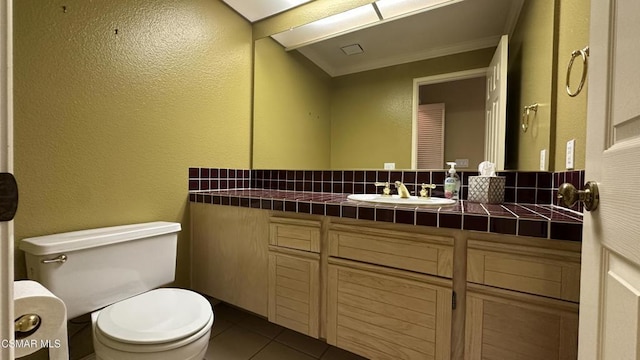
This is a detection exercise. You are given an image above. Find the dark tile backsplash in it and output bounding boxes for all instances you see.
[189,167,585,211]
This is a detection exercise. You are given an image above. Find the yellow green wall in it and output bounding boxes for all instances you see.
[253,37,332,169]
[331,48,494,169]
[507,0,557,171]
[253,41,492,170]
[508,0,589,171]
[554,0,589,170]
[13,0,253,284]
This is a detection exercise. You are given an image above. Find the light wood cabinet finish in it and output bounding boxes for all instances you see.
[467,238,581,302]
[268,246,320,338]
[270,217,321,253]
[190,203,269,316]
[465,284,579,360]
[327,258,452,360]
[192,207,582,360]
[329,224,454,278]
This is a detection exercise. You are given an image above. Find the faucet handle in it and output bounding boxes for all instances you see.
[420,183,437,198]
[374,182,391,196]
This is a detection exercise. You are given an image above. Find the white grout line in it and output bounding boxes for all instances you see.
[547,204,584,219]
[479,203,491,232]
[515,203,551,220]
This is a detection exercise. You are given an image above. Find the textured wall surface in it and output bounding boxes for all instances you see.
[330,48,494,170]
[507,0,557,171]
[253,37,332,169]
[554,0,589,171]
[13,0,252,284]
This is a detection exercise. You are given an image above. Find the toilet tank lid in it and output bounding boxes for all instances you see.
[20,222,181,256]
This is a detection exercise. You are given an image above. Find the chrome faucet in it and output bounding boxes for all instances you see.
[394,181,411,198]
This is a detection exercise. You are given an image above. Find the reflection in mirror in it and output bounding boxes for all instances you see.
[252,0,589,171]
[417,76,486,170]
[253,36,494,170]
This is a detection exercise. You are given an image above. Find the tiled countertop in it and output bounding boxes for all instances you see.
[189,189,583,242]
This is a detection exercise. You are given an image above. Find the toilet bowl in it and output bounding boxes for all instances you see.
[20,222,213,359]
[91,289,213,360]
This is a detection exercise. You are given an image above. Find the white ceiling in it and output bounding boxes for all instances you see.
[223,0,524,77]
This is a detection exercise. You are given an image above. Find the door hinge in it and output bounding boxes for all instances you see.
[0,173,18,221]
[452,291,457,310]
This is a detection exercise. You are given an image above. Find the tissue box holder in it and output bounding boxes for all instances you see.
[468,176,505,204]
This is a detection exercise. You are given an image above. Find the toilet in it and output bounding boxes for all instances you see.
[20,222,213,360]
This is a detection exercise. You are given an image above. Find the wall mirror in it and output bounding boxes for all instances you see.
[252,0,584,171]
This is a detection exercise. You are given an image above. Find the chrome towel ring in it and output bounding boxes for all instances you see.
[566,46,589,97]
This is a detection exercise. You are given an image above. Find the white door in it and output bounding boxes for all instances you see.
[0,1,13,359]
[484,34,507,171]
[578,0,640,358]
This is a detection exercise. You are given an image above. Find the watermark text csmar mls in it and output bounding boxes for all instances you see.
[1,339,62,349]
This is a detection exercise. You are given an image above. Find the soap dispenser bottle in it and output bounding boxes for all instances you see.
[444,162,460,200]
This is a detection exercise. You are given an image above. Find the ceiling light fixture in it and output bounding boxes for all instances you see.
[222,0,312,22]
[375,0,456,19]
[271,4,378,49]
[271,0,461,50]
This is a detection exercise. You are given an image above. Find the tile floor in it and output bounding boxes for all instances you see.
[206,302,367,360]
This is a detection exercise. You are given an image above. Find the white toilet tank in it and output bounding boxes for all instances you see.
[20,222,181,319]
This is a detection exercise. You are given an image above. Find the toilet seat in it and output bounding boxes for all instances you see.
[96,288,213,349]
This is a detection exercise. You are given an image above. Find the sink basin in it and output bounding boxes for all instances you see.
[347,194,456,206]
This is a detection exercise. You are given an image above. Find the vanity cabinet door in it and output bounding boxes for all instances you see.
[268,247,320,338]
[327,259,452,360]
[465,284,579,360]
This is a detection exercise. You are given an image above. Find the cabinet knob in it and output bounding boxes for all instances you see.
[557,181,599,211]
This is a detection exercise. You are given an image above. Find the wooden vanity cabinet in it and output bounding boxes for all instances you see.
[465,236,581,360]
[191,206,582,360]
[190,203,270,316]
[326,224,455,360]
[268,217,321,338]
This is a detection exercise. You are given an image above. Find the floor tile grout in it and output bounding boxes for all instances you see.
[272,337,324,359]
[247,338,273,360]
[209,302,366,360]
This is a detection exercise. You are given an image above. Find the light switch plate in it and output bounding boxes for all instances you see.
[384,162,395,170]
[455,158,469,168]
[566,139,575,169]
[540,149,548,171]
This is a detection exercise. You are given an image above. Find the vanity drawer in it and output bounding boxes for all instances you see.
[269,217,321,253]
[328,225,453,278]
[467,239,581,302]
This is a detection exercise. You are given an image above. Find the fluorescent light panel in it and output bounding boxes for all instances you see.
[224,0,312,22]
[375,0,455,19]
[271,4,379,49]
[271,0,458,49]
